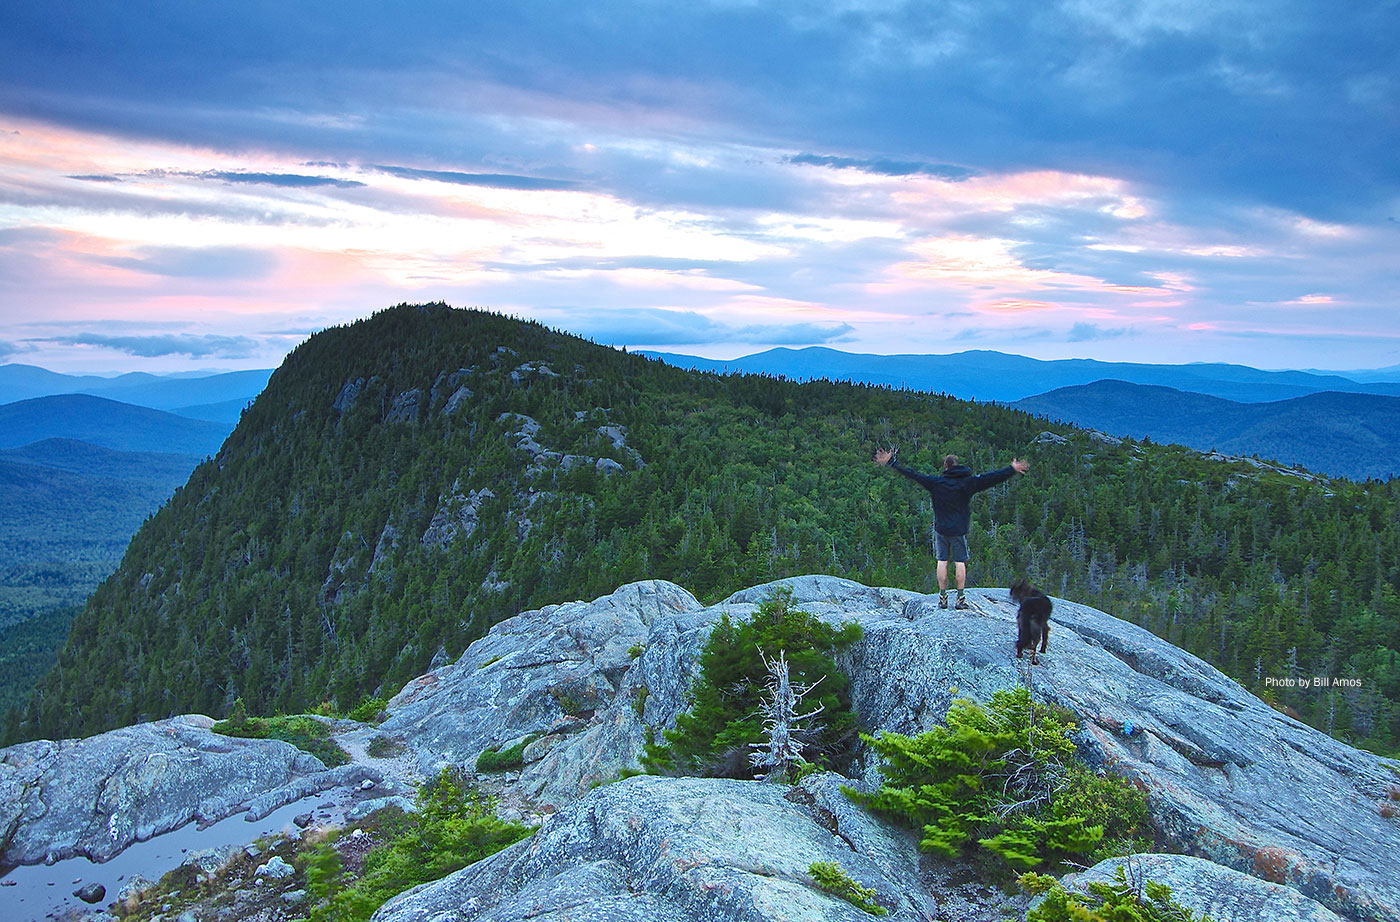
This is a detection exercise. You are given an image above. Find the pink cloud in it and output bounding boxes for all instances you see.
[983,298,1059,312]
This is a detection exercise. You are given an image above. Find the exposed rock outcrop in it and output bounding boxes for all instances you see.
[0,715,397,867]
[384,388,423,424]
[509,361,560,384]
[442,385,473,415]
[380,575,1400,922]
[430,367,473,409]
[369,520,401,573]
[332,377,366,414]
[380,579,706,808]
[420,484,495,550]
[6,576,1397,922]
[497,411,641,477]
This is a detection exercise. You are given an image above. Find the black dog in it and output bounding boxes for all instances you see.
[1010,578,1052,665]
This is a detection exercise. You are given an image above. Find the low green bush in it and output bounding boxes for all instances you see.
[475,735,539,772]
[213,703,350,767]
[809,861,887,916]
[306,768,534,922]
[1018,867,1211,921]
[847,687,1152,872]
[349,696,389,723]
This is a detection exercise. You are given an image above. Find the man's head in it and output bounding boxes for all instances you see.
[943,454,959,470]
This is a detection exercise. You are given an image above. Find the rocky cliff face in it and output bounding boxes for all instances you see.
[3,576,1396,922]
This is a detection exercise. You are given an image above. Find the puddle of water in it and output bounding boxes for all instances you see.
[0,793,341,922]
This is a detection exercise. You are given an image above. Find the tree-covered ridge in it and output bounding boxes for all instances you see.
[13,304,1400,755]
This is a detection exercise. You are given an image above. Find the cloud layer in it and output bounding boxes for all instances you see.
[0,1,1396,372]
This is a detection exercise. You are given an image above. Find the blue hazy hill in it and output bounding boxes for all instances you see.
[641,346,1400,404]
[0,437,203,482]
[1013,380,1400,481]
[0,394,232,455]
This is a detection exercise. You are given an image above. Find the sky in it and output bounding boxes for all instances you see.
[1,1,1397,375]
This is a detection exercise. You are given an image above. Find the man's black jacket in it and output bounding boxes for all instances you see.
[888,459,1017,537]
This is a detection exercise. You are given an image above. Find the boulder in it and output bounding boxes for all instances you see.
[255,856,295,880]
[73,882,106,903]
[380,579,707,807]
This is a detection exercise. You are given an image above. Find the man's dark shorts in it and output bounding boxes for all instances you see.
[935,533,969,563]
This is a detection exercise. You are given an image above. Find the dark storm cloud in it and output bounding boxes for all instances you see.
[2,1,1393,220]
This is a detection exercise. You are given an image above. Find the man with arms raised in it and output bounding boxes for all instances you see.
[874,448,1029,609]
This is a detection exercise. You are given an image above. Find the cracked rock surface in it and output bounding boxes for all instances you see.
[372,772,957,922]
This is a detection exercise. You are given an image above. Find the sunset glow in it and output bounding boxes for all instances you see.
[1,4,1396,372]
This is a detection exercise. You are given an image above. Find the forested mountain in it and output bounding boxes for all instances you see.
[644,345,1400,403]
[1013,380,1400,481]
[14,305,1400,758]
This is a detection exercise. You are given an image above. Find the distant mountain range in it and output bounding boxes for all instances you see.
[643,347,1400,481]
[0,368,267,718]
[641,346,1400,404]
[14,306,1399,768]
[0,438,202,583]
[1012,381,1400,481]
[0,363,272,411]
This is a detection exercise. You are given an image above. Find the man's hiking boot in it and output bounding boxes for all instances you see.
[954,596,970,610]
[938,594,949,609]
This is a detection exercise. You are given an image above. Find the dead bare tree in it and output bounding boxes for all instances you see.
[750,648,826,782]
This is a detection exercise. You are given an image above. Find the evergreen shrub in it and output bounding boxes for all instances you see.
[475,735,539,772]
[1017,866,1211,921]
[809,860,887,915]
[212,706,350,767]
[349,696,389,723]
[847,687,1153,871]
